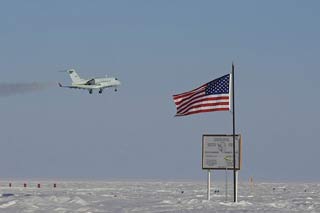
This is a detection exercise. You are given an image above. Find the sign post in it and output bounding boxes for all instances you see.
[235,170,238,202]
[225,166,228,201]
[224,155,232,201]
[207,170,211,200]
[202,134,242,202]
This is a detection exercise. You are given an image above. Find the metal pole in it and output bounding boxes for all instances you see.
[207,169,211,200]
[235,170,238,201]
[232,63,237,202]
[225,167,228,201]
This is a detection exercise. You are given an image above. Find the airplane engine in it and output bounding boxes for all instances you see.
[86,79,96,85]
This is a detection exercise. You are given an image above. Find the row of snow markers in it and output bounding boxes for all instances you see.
[8,183,57,188]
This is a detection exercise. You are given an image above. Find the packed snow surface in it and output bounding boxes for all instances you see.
[0,181,319,212]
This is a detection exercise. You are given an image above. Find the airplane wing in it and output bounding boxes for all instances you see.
[58,83,87,90]
[58,83,101,90]
[85,79,95,85]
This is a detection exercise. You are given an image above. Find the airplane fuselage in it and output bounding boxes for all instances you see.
[71,77,121,89]
[59,69,121,94]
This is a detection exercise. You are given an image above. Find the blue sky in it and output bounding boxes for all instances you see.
[0,1,319,181]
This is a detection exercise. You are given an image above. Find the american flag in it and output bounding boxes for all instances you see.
[173,74,231,116]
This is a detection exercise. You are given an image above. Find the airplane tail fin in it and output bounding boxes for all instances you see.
[67,69,83,83]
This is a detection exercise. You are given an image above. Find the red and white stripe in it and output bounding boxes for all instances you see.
[173,82,230,116]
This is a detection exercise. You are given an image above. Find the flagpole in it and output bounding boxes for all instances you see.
[232,63,237,202]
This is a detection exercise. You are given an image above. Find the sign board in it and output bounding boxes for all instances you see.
[202,134,242,170]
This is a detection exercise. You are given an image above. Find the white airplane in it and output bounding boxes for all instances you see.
[59,69,121,94]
